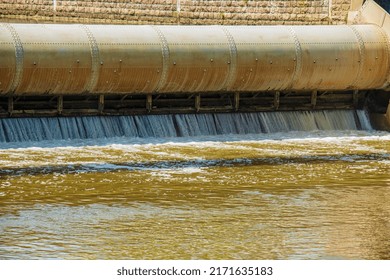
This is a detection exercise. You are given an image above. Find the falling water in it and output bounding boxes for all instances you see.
[0,110,372,143]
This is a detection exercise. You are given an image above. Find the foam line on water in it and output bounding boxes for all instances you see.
[1,152,389,177]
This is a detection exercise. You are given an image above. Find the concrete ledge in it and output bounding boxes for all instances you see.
[370,111,390,131]
[387,101,390,124]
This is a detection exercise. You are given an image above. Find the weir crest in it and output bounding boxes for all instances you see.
[0,110,372,143]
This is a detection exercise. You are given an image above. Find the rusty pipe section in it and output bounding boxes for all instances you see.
[0,23,389,96]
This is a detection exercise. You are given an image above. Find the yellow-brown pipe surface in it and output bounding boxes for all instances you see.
[0,23,389,95]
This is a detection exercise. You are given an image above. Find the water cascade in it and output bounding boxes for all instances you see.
[0,110,372,143]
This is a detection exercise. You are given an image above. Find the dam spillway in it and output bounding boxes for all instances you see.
[0,22,389,119]
[0,110,372,143]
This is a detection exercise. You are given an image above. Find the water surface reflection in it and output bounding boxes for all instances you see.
[0,131,389,259]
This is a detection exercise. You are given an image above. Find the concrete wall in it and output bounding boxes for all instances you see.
[0,0,353,25]
[387,101,390,125]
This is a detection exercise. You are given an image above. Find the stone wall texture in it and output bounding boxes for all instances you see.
[0,0,353,25]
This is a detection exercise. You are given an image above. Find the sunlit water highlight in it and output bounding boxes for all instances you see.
[0,111,389,259]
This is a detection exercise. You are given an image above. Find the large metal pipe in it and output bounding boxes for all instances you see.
[0,23,389,96]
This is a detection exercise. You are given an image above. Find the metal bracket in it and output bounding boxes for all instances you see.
[353,90,359,107]
[274,91,280,110]
[146,94,152,112]
[98,94,104,112]
[311,90,317,108]
[57,95,63,115]
[195,94,201,112]
[8,97,13,116]
[234,92,240,111]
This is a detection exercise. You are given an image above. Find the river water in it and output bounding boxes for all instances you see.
[0,110,389,259]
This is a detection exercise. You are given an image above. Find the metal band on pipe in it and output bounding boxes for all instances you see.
[80,25,100,93]
[288,27,302,89]
[349,26,365,89]
[152,26,170,92]
[378,26,390,89]
[221,26,237,91]
[3,23,23,93]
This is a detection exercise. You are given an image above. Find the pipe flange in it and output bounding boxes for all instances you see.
[152,26,170,92]
[221,26,237,91]
[79,24,100,93]
[3,23,23,93]
[348,25,365,89]
[287,27,302,89]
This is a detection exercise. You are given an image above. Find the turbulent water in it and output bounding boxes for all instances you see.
[0,110,389,259]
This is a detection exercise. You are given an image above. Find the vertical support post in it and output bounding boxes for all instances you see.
[274,91,280,110]
[57,95,63,115]
[146,94,152,113]
[98,94,104,113]
[53,0,57,22]
[8,97,13,116]
[311,90,317,109]
[328,0,333,24]
[234,92,240,111]
[195,94,201,112]
[353,90,359,108]
[176,0,181,24]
